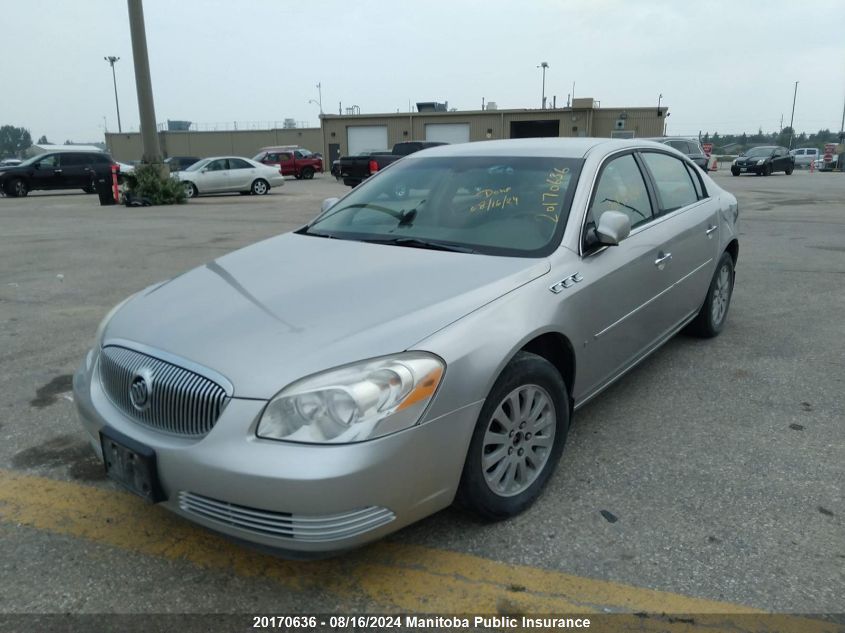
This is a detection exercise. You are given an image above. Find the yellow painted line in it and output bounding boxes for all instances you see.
[0,469,833,632]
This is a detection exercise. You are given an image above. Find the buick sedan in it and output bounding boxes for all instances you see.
[74,138,739,555]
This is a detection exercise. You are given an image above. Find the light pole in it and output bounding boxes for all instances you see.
[537,62,549,109]
[127,0,162,165]
[104,56,122,133]
[788,81,798,149]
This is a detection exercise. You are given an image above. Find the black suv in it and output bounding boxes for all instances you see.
[0,151,116,197]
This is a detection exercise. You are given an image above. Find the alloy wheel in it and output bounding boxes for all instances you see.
[481,384,556,497]
[711,263,731,326]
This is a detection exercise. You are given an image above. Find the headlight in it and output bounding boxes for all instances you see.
[731,159,737,165]
[756,159,766,165]
[257,353,445,444]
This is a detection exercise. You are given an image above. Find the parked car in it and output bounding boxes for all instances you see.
[644,137,709,170]
[336,141,448,188]
[731,146,794,176]
[0,158,22,167]
[0,150,117,197]
[252,146,323,179]
[789,147,819,168]
[175,156,285,197]
[813,155,839,171]
[74,138,739,555]
[164,156,201,172]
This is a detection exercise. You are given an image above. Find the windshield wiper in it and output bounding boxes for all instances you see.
[362,237,476,253]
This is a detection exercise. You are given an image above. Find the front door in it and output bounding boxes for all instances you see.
[201,158,231,192]
[559,152,679,398]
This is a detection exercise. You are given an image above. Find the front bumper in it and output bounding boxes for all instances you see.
[73,352,480,555]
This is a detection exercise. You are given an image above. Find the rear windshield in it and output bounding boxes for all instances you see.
[304,155,583,257]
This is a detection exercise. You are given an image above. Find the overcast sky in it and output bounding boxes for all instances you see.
[2,0,843,143]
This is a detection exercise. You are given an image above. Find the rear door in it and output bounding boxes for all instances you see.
[58,153,88,188]
[227,158,255,189]
[638,150,719,320]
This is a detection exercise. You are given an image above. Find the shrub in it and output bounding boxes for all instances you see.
[124,164,186,205]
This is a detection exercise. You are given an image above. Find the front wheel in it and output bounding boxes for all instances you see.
[686,251,734,338]
[785,165,794,175]
[251,179,269,195]
[731,167,740,176]
[456,352,569,521]
[7,178,28,197]
[763,164,772,176]
[301,167,315,180]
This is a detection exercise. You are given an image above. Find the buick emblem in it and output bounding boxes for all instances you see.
[129,369,153,411]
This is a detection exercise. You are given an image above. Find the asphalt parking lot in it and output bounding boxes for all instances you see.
[0,170,843,622]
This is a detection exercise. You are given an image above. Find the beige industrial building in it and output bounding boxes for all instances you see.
[105,98,667,165]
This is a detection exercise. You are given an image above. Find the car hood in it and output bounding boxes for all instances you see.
[103,232,550,398]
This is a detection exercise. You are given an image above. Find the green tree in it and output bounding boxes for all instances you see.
[0,125,33,158]
[37,135,49,144]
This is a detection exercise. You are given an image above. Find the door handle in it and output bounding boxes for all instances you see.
[705,225,718,236]
[654,252,672,269]
[53,169,62,174]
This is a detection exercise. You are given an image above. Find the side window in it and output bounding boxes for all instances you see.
[666,140,687,152]
[279,152,293,161]
[38,154,58,168]
[228,158,251,170]
[60,153,82,166]
[795,149,805,156]
[684,163,706,199]
[686,141,702,155]
[293,150,304,159]
[587,154,653,232]
[206,159,228,171]
[640,152,698,212]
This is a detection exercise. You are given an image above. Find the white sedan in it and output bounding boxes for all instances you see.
[176,156,285,198]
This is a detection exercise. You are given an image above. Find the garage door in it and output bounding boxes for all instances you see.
[425,123,470,145]
[347,126,388,156]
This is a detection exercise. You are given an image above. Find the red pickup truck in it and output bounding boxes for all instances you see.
[252,146,323,179]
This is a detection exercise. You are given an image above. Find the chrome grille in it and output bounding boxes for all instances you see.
[99,346,229,437]
[178,491,395,542]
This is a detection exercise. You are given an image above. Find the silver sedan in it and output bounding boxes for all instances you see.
[176,156,285,198]
[74,138,738,555]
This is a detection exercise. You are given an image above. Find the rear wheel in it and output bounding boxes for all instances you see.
[301,167,315,180]
[456,352,569,520]
[785,165,794,175]
[251,179,269,195]
[184,182,198,199]
[82,178,97,194]
[686,251,734,338]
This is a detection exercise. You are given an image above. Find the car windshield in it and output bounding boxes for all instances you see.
[184,159,210,172]
[745,147,774,157]
[303,155,583,257]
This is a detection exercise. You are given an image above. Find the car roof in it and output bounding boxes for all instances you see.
[414,137,671,159]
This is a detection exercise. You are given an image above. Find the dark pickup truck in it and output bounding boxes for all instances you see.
[336,141,446,187]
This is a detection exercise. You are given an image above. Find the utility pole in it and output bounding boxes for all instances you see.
[788,81,798,149]
[537,62,549,109]
[127,0,162,166]
[104,56,122,133]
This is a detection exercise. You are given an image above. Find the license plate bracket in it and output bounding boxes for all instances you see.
[99,427,166,503]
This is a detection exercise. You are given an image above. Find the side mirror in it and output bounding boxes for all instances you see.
[596,210,631,246]
[321,197,339,213]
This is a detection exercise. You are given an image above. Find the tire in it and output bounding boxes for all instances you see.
[731,168,740,176]
[785,165,793,175]
[686,251,735,338]
[301,167,315,180]
[250,179,269,195]
[8,178,28,197]
[456,352,569,521]
[184,182,198,199]
[763,164,772,176]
